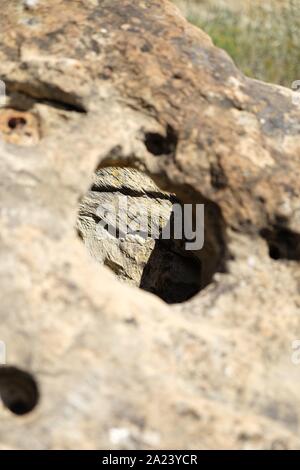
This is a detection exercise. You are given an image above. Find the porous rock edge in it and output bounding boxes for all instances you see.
[0,0,300,449]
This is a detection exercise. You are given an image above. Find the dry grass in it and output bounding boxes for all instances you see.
[173,0,300,87]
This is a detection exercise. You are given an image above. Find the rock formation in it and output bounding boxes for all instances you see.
[77,167,205,303]
[1,0,300,449]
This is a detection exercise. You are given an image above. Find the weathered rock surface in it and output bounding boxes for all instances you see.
[77,167,203,303]
[1,0,300,449]
[77,167,173,285]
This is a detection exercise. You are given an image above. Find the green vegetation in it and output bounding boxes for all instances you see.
[174,0,300,87]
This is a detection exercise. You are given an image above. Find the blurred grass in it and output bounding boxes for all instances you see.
[173,0,300,87]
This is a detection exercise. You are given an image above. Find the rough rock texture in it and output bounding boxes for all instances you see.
[77,167,174,284]
[1,0,300,449]
[77,167,203,303]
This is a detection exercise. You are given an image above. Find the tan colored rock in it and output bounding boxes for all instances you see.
[0,0,300,450]
[77,167,174,285]
[77,167,203,303]
[0,109,40,146]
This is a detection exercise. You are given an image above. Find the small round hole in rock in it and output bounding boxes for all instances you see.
[0,109,40,146]
[77,167,226,303]
[0,366,39,416]
[8,117,27,130]
[144,125,178,156]
[260,226,300,261]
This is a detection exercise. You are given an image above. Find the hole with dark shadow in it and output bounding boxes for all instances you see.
[0,366,39,416]
[144,124,178,156]
[8,117,27,130]
[77,167,227,304]
[260,226,300,260]
[140,238,203,303]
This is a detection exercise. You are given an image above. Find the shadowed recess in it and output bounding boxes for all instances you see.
[0,366,39,416]
[77,167,227,303]
[144,125,178,156]
[260,226,300,261]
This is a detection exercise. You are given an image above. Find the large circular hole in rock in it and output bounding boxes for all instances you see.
[77,167,226,304]
[0,366,39,416]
